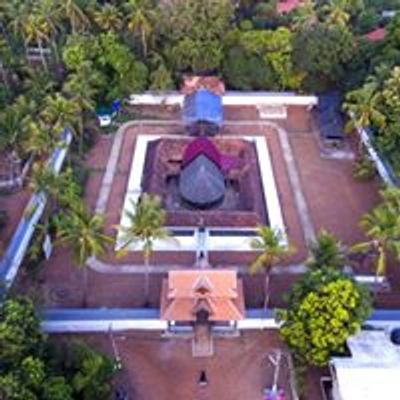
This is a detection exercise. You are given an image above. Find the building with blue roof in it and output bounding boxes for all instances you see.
[183,88,223,135]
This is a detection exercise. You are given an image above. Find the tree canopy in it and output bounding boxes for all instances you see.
[0,297,115,400]
[279,268,372,366]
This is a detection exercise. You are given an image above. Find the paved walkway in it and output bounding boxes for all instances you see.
[275,124,316,243]
[88,256,308,275]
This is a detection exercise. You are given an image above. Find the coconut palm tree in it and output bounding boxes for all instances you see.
[61,0,91,34]
[22,13,53,70]
[323,0,351,28]
[63,66,100,153]
[291,0,318,30]
[0,97,33,153]
[250,226,291,309]
[307,230,346,270]
[22,119,60,159]
[41,93,82,144]
[343,77,386,134]
[3,0,31,58]
[93,4,123,32]
[29,163,80,210]
[350,188,400,278]
[118,193,170,305]
[35,0,61,62]
[22,67,55,105]
[125,0,155,57]
[55,203,113,306]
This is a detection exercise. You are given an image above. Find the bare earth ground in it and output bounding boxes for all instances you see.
[56,330,295,400]
[0,188,31,252]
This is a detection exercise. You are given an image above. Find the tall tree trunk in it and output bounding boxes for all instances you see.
[0,60,9,91]
[82,265,88,307]
[78,118,84,155]
[38,39,48,71]
[52,39,60,64]
[24,39,30,66]
[263,273,270,311]
[144,254,150,307]
[142,29,147,57]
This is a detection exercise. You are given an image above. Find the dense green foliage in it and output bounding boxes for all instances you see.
[345,64,400,173]
[279,268,372,366]
[0,297,115,400]
[307,230,346,270]
[351,187,400,276]
[293,24,355,91]
[1,0,397,169]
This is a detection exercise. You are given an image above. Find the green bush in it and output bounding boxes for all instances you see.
[352,156,376,181]
[279,268,372,366]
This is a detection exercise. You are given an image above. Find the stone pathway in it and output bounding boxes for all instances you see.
[274,124,316,243]
[87,256,307,275]
[192,324,214,357]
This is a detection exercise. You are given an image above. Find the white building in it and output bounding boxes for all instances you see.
[330,330,400,400]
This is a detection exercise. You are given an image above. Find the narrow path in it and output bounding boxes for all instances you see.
[95,122,128,214]
[87,256,307,275]
[275,125,316,243]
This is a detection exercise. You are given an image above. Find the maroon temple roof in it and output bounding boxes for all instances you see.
[180,137,226,208]
[182,137,222,169]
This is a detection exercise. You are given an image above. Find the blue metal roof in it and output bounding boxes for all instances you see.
[183,89,223,126]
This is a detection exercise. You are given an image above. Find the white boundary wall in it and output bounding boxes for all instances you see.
[358,127,397,186]
[115,134,287,252]
[42,319,168,333]
[128,91,318,107]
[0,130,72,287]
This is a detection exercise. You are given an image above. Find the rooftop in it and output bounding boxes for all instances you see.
[364,27,386,42]
[183,89,224,127]
[277,0,303,14]
[160,270,245,321]
[331,331,400,400]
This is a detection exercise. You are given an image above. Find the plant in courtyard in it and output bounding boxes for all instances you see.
[55,203,113,305]
[350,187,400,277]
[250,226,291,309]
[279,267,372,366]
[352,155,376,182]
[307,230,346,270]
[117,193,171,305]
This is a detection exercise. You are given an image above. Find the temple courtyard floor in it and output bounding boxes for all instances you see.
[55,330,300,400]
[16,105,392,309]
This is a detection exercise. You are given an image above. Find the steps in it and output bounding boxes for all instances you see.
[192,323,214,357]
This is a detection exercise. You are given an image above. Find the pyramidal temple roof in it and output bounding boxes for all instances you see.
[179,154,225,208]
[160,270,245,322]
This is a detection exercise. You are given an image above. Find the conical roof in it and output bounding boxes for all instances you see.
[179,154,225,208]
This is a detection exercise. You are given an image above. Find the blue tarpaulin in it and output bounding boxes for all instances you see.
[315,92,345,140]
[183,89,223,126]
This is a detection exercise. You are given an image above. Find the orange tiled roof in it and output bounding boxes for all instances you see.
[181,76,225,96]
[160,270,245,322]
[277,0,302,14]
[365,28,386,42]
